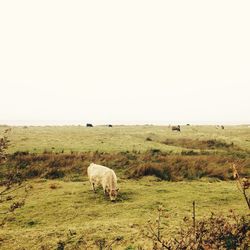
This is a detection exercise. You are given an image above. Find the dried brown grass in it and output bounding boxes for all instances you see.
[162,138,240,150]
[2,150,250,181]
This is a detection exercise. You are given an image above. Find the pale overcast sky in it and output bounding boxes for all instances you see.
[0,1,249,125]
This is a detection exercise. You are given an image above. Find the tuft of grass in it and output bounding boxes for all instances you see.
[49,183,61,189]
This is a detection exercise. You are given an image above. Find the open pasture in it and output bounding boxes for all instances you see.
[1,124,250,154]
[0,125,249,249]
[0,178,248,249]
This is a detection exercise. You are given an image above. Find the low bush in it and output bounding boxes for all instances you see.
[143,207,250,250]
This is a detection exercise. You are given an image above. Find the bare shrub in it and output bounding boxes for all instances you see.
[232,164,250,209]
[143,205,250,250]
[0,129,9,163]
[0,129,31,227]
[143,170,250,249]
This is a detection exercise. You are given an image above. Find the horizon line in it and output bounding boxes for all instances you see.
[0,120,249,126]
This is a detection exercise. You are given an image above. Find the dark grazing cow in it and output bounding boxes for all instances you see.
[172,125,181,132]
[4,128,12,133]
[108,124,113,127]
[86,123,93,127]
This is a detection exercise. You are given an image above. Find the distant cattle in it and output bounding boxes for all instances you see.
[4,128,12,133]
[172,125,181,132]
[186,124,190,126]
[108,124,113,127]
[216,125,224,130]
[87,163,119,201]
[86,123,93,127]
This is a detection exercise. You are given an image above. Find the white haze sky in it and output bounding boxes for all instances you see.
[0,0,249,125]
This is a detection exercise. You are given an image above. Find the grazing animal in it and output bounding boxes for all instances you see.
[172,125,181,132]
[221,125,224,129]
[108,124,113,127]
[4,128,12,133]
[86,123,93,127]
[87,163,119,201]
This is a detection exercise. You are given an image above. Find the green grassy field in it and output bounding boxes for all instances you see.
[0,125,249,249]
[0,178,248,249]
[1,125,250,153]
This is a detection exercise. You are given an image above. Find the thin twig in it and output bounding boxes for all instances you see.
[192,201,196,241]
[232,164,250,209]
[0,184,25,196]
